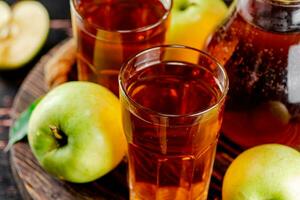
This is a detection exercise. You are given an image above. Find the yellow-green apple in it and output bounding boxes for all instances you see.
[223,144,300,200]
[28,82,127,183]
[166,0,228,50]
[0,1,49,69]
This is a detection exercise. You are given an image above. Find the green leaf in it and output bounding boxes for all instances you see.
[5,98,41,151]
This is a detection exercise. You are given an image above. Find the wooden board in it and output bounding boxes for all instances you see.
[10,39,243,200]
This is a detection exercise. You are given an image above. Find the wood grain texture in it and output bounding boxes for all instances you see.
[9,39,242,200]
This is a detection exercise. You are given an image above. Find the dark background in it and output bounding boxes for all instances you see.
[0,0,233,199]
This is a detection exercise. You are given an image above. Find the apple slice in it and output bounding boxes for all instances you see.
[0,1,49,69]
[0,1,11,37]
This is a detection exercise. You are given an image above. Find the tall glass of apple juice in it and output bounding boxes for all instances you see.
[70,0,171,95]
[119,45,229,200]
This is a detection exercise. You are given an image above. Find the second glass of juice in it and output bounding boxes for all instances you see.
[119,46,229,200]
[71,0,171,95]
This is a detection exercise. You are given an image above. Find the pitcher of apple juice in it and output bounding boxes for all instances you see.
[70,0,171,95]
[206,0,300,148]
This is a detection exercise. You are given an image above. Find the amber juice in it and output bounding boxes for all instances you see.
[71,0,170,94]
[207,1,300,148]
[120,60,225,200]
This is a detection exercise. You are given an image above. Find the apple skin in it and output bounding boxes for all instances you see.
[166,0,228,50]
[223,144,300,200]
[28,82,127,183]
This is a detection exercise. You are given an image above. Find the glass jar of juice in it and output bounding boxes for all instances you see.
[206,0,300,148]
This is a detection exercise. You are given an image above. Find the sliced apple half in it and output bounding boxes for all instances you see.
[0,1,49,69]
[0,1,11,35]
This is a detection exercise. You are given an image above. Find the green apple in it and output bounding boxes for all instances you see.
[166,0,228,50]
[223,144,300,200]
[250,101,291,133]
[28,82,127,183]
[0,1,49,69]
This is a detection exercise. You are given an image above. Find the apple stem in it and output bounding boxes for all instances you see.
[49,125,68,147]
[179,2,196,11]
[49,125,63,140]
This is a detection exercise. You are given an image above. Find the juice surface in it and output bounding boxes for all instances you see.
[72,0,169,94]
[74,0,167,31]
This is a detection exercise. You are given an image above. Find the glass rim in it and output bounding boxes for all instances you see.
[70,0,172,34]
[119,45,229,119]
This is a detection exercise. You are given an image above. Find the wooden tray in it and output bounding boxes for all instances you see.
[10,39,243,200]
